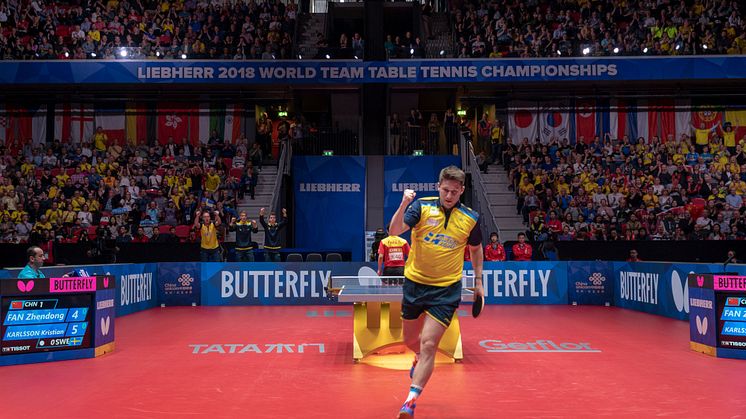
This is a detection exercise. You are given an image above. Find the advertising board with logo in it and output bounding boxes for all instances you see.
[38,263,159,317]
[293,156,367,261]
[464,261,568,304]
[567,261,613,305]
[157,262,201,306]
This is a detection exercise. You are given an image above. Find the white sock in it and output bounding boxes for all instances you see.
[406,385,422,402]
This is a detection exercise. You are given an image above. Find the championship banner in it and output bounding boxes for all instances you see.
[567,261,614,305]
[464,261,568,305]
[383,156,460,233]
[293,156,367,261]
[157,262,201,306]
[200,262,379,306]
[4,57,746,85]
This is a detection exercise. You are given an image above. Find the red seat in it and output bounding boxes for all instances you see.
[223,158,232,169]
[229,168,243,178]
[156,168,166,176]
[66,168,76,175]
[50,168,62,177]
[35,168,44,179]
[174,225,191,238]
[87,225,98,239]
[158,225,172,234]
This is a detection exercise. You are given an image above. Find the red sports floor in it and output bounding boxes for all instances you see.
[1,305,744,418]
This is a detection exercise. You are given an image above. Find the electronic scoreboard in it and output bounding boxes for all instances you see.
[0,275,115,365]
[1,295,93,355]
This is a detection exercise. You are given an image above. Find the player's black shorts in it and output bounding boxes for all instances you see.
[382,266,405,285]
[401,277,462,327]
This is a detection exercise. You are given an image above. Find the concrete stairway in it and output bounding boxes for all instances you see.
[424,13,455,58]
[231,165,278,247]
[296,13,326,59]
[481,163,526,241]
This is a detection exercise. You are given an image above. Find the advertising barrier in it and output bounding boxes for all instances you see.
[157,262,201,307]
[464,261,568,305]
[612,262,746,320]
[30,263,159,317]
[3,260,746,320]
[4,57,746,85]
[293,156,367,261]
[567,261,614,306]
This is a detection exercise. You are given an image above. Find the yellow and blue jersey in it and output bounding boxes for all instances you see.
[403,197,481,287]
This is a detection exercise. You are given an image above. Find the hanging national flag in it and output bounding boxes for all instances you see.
[158,104,196,145]
[125,102,152,145]
[724,108,746,143]
[95,105,126,142]
[655,99,676,142]
[223,104,244,143]
[508,101,538,143]
[54,103,71,142]
[692,105,722,130]
[574,99,596,143]
[55,103,95,144]
[0,104,12,145]
[539,101,570,144]
[16,105,48,146]
[626,100,649,142]
[675,99,692,142]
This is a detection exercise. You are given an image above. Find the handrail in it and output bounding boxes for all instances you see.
[270,142,292,213]
[461,132,501,241]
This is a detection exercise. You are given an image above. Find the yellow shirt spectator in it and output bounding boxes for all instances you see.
[695,128,712,145]
[45,208,63,224]
[89,29,101,42]
[21,162,35,175]
[94,130,108,151]
[204,172,221,193]
[56,173,70,184]
[48,186,60,199]
[724,131,736,148]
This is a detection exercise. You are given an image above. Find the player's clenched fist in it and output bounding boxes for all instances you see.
[401,189,416,206]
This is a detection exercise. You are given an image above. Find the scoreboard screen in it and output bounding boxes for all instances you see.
[716,294,746,350]
[1,295,93,355]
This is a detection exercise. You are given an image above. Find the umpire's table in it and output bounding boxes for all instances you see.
[327,276,474,362]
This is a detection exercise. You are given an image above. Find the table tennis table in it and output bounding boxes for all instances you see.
[327,276,474,362]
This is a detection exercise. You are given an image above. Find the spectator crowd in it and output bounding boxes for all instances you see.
[449,0,746,58]
[497,121,746,243]
[0,0,297,60]
[0,127,265,264]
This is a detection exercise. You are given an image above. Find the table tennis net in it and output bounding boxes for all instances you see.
[328,275,476,289]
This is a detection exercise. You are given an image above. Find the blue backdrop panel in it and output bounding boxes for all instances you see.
[465,261,568,304]
[3,58,746,84]
[201,262,380,305]
[567,261,614,305]
[293,156,367,261]
[383,156,460,234]
[157,262,201,306]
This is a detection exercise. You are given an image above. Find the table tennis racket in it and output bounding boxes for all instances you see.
[472,292,484,318]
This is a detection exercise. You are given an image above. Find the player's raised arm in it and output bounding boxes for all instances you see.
[389,189,416,236]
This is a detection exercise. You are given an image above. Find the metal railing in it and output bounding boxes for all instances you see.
[270,142,292,213]
[461,133,501,241]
